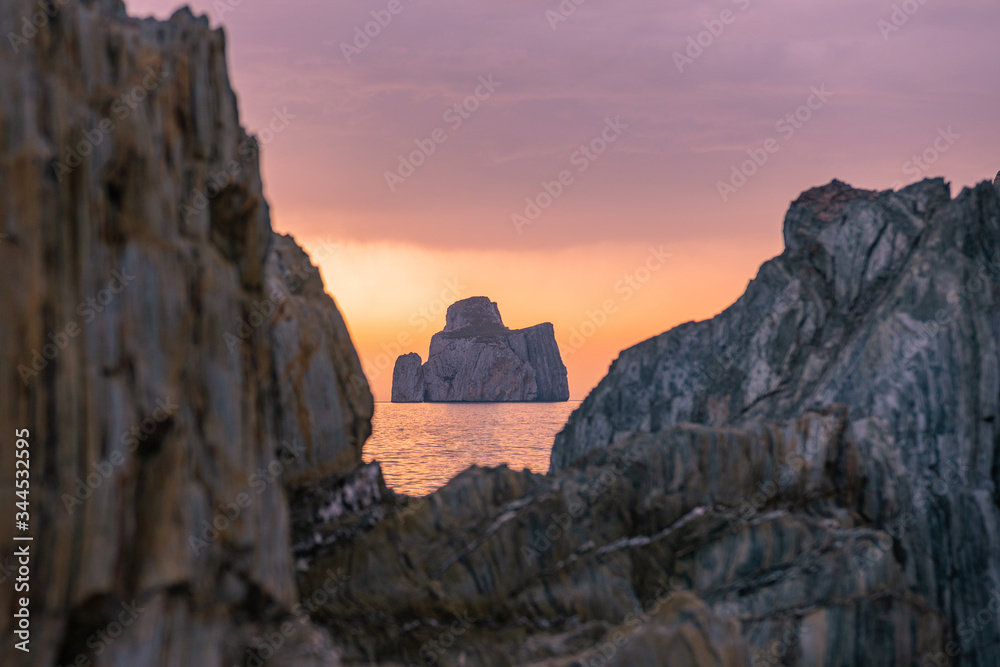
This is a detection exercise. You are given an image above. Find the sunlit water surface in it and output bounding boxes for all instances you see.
[363,402,580,496]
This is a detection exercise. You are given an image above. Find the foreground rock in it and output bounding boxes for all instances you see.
[551,178,1000,664]
[0,2,371,665]
[295,177,999,666]
[391,297,570,402]
[299,409,943,666]
[5,0,997,663]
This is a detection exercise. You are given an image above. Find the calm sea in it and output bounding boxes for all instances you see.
[362,402,581,496]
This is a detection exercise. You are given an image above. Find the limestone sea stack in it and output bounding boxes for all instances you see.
[391,297,570,402]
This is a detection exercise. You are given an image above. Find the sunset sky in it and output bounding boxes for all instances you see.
[129,0,1000,400]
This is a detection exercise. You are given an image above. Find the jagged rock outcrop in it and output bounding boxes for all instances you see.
[299,409,944,666]
[291,176,999,666]
[0,2,371,665]
[390,352,423,403]
[391,297,570,402]
[5,0,998,665]
[550,178,1000,664]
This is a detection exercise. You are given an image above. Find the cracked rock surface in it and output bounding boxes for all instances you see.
[301,178,1000,666]
[392,296,570,402]
[4,0,998,664]
[0,2,370,664]
[548,177,1000,665]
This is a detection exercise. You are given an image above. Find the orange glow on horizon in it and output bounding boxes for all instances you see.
[120,0,1000,403]
[295,235,783,401]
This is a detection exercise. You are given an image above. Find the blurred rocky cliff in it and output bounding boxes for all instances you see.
[2,0,999,666]
[0,1,371,664]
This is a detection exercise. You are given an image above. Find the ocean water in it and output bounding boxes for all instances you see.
[362,401,581,496]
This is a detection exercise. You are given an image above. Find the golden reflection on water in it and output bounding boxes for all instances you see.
[362,402,581,496]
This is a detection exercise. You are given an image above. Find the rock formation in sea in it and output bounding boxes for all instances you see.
[298,177,1000,666]
[391,296,570,402]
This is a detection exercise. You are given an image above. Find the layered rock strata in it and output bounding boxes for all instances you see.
[551,178,1000,665]
[4,0,999,664]
[0,2,371,665]
[391,297,570,402]
[299,409,945,666]
[296,178,1000,666]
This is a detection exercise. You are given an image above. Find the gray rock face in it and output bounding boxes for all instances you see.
[551,178,1000,665]
[290,176,999,666]
[442,296,503,331]
[8,0,999,664]
[0,2,370,665]
[391,297,570,402]
[391,352,423,402]
[302,409,945,666]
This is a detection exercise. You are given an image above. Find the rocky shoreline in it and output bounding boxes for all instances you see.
[2,1,999,665]
[298,176,1000,666]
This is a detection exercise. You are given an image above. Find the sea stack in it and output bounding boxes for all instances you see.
[391,297,570,402]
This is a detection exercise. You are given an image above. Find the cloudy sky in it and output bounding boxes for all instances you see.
[129,0,1000,399]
